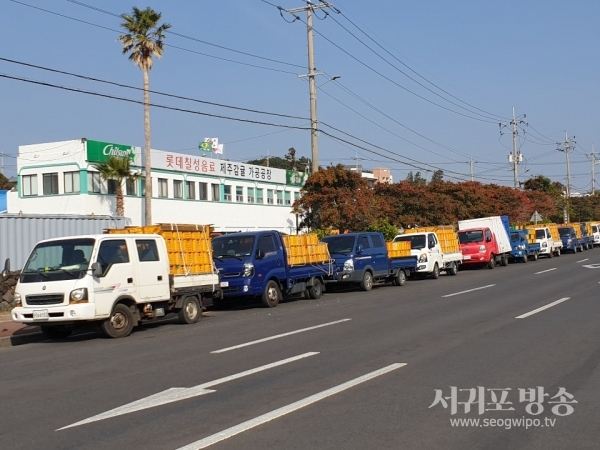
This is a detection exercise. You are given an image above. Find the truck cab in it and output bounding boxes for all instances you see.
[592,224,600,247]
[458,227,503,268]
[557,226,581,253]
[509,230,539,262]
[534,227,560,257]
[393,232,452,278]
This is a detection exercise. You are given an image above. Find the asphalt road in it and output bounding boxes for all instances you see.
[1,250,599,449]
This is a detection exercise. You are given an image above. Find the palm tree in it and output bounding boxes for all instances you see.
[118,7,171,225]
[92,156,141,217]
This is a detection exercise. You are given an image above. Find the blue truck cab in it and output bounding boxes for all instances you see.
[321,232,417,291]
[211,231,333,307]
[558,226,583,253]
[509,230,541,263]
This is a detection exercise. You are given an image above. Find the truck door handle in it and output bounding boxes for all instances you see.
[157,275,163,281]
[127,277,133,283]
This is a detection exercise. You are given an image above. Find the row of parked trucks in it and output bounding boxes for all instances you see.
[5,217,600,340]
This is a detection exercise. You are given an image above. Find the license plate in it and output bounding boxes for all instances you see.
[220,281,229,288]
[33,310,49,320]
[463,255,471,260]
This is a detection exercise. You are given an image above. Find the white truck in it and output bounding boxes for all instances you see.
[591,223,600,247]
[393,230,463,279]
[534,226,562,258]
[8,233,220,339]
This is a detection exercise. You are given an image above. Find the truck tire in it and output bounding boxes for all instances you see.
[101,303,134,338]
[41,325,72,340]
[487,255,495,269]
[393,270,406,286]
[360,271,373,291]
[500,255,508,266]
[447,262,458,276]
[531,252,538,261]
[262,280,282,307]
[178,296,201,324]
[555,248,560,257]
[431,263,440,279]
[522,255,528,263]
[548,249,553,258]
[307,279,323,299]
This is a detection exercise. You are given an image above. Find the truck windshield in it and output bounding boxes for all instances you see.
[458,230,483,244]
[510,232,520,242]
[393,234,426,250]
[535,229,545,239]
[594,226,599,233]
[558,228,571,237]
[20,238,94,283]
[212,236,255,258]
[322,235,356,254]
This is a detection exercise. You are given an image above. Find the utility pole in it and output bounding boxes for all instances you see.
[557,131,576,223]
[590,144,597,195]
[469,158,474,182]
[500,107,527,189]
[285,2,336,175]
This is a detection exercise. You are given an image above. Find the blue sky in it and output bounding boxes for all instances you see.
[1,0,599,191]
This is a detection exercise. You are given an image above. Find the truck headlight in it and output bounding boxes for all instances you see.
[69,288,88,304]
[479,245,486,253]
[567,239,572,245]
[542,242,547,248]
[418,253,427,263]
[13,292,21,306]
[242,262,254,277]
[343,259,354,271]
[518,245,525,250]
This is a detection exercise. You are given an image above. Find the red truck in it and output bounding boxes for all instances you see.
[457,216,513,269]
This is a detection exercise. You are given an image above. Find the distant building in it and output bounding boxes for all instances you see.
[7,139,308,233]
[344,165,393,186]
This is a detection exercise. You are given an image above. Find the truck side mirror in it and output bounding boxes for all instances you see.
[486,236,492,242]
[356,244,363,254]
[91,262,103,277]
[1,258,10,278]
[255,249,263,260]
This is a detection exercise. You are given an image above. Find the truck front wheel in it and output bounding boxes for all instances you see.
[487,255,495,269]
[262,280,282,307]
[178,296,202,324]
[41,325,72,340]
[307,279,323,299]
[101,304,134,338]
[360,271,373,291]
[431,263,440,279]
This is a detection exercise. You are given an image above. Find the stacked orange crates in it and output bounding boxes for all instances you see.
[106,224,213,275]
[386,241,411,258]
[546,224,560,241]
[404,225,460,254]
[565,223,583,239]
[282,234,330,266]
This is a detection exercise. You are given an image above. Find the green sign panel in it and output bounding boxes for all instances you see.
[199,141,212,151]
[286,170,309,186]
[86,140,138,164]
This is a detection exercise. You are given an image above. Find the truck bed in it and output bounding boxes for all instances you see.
[441,252,463,263]
[288,262,334,279]
[390,255,418,270]
[172,273,219,290]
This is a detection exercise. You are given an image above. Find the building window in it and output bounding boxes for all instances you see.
[173,180,183,199]
[22,174,38,196]
[185,181,195,200]
[224,185,232,202]
[247,187,255,203]
[284,191,291,205]
[107,179,118,195]
[236,186,244,202]
[140,177,146,196]
[256,188,263,204]
[267,189,274,204]
[211,183,220,201]
[64,171,80,194]
[199,182,208,200]
[276,191,284,205]
[158,178,168,198]
[294,191,300,201]
[42,173,59,195]
[126,178,137,196]
[88,172,101,194]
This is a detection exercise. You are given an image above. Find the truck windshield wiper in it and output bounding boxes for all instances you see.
[23,269,50,278]
[215,254,243,261]
[59,267,81,277]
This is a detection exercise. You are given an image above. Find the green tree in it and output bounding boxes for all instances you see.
[430,169,444,184]
[366,218,399,241]
[118,6,171,225]
[92,156,141,217]
[247,148,311,171]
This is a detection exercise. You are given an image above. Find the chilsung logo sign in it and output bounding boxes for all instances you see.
[86,140,139,164]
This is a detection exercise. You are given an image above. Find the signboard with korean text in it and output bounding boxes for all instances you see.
[286,170,309,186]
[86,140,140,165]
[152,150,287,184]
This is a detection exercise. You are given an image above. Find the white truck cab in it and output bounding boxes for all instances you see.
[591,224,600,247]
[534,227,562,257]
[10,234,218,339]
[393,232,461,279]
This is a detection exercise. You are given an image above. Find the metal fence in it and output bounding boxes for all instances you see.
[0,214,131,270]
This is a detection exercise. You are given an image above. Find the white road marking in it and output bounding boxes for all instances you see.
[584,263,600,269]
[57,352,318,430]
[441,284,495,298]
[534,268,557,275]
[576,258,589,263]
[176,363,407,450]
[211,319,352,353]
[515,298,571,319]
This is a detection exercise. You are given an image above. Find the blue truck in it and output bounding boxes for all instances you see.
[509,230,541,263]
[558,226,584,253]
[321,232,418,291]
[211,231,334,307]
